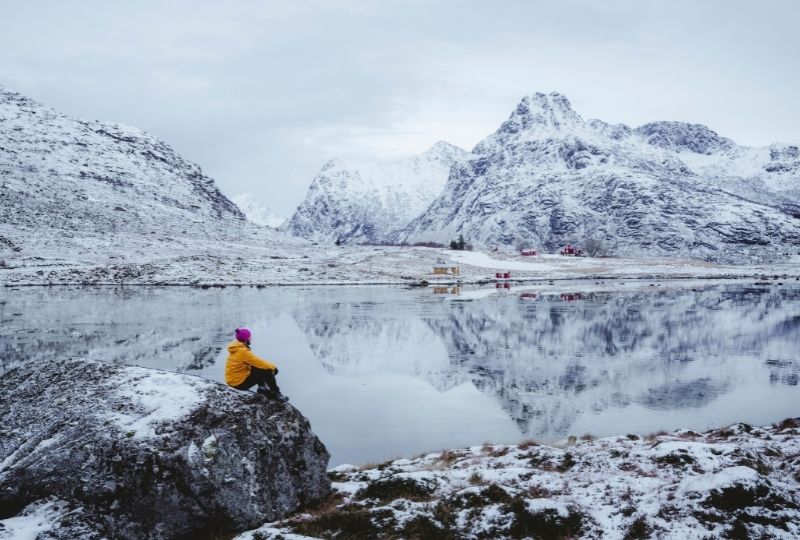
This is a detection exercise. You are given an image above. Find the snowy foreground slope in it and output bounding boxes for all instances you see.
[401,92,800,263]
[232,193,286,228]
[285,141,468,244]
[239,419,800,540]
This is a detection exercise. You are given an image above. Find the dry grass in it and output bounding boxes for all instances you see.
[517,439,540,450]
[776,418,800,431]
[437,450,460,467]
[468,472,485,486]
[284,491,347,521]
[490,446,511,458]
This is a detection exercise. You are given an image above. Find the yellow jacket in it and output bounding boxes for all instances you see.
[225,340,277,387]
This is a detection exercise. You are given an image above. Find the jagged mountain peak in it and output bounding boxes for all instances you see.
[474,91,585,153]
[425,140,465,156]
[509,92,583,130]
[515,92,582,125]
[231,193,286,228]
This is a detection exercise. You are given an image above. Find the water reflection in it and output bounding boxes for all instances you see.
[1,283,799,464]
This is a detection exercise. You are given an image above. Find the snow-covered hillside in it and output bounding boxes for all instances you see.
[241,420,800,540]
[400,92,800,263]
[0,85,245,258]
[232,193,286,228]
[285,141,468,244]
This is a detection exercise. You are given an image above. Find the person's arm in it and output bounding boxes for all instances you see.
[241,348,277,371]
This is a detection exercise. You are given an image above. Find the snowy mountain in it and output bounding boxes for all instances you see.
[285,141,468,244]
[400,92,800,262]
[0,85,244,257]
[232,193,286,228]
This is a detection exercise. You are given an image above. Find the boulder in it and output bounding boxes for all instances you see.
[0,359,330,539]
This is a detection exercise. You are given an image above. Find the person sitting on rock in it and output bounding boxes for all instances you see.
[225,327,288,402]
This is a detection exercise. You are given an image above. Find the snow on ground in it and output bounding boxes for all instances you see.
[450,250,604,272]
[2,238,799,286]
[236,419,800,540]
[0,499,78,540]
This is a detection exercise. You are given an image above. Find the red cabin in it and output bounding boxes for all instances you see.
[521,249,538,256]
[495,271,511,279]
[560,244,584,256]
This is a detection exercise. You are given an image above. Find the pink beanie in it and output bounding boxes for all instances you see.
[235,327,251,342]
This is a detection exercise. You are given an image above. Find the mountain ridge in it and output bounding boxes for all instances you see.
[398,92,800,262]
[284,141,468,244]
[0,84,244,256]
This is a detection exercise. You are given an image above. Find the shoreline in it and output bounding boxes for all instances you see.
[3,272,800,288]
[3,245,800,288]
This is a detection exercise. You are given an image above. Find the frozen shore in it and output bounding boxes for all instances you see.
[239,418,800,539]
[2,240,800,287]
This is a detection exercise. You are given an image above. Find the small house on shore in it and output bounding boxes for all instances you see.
[433,265,460,276]
[560,244,583,256]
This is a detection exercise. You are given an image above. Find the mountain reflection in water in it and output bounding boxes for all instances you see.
[2,283,799,464]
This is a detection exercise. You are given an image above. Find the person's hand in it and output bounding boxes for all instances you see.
[273,368,279,375]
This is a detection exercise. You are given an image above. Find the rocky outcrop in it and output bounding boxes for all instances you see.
[0,359,330,539]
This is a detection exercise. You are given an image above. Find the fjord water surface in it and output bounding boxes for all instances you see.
[2,283,799,465]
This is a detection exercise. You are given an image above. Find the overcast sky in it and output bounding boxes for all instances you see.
[2,1,799,216]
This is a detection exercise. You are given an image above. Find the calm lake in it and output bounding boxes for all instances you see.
[2,282,799,466]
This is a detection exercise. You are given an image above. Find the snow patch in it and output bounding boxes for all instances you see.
[0,499,72,540]
[103,367,206,439]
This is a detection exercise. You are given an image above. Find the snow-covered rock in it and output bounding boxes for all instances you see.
[285,141,468,244]
[0,359,330,539]
[237,419,800,539]
[232,193,286,228]
[400,92,800,263]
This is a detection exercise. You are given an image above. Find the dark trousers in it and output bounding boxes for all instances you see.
[235,367,281,394]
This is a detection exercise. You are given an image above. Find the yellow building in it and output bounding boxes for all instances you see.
[433,265,460,276]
